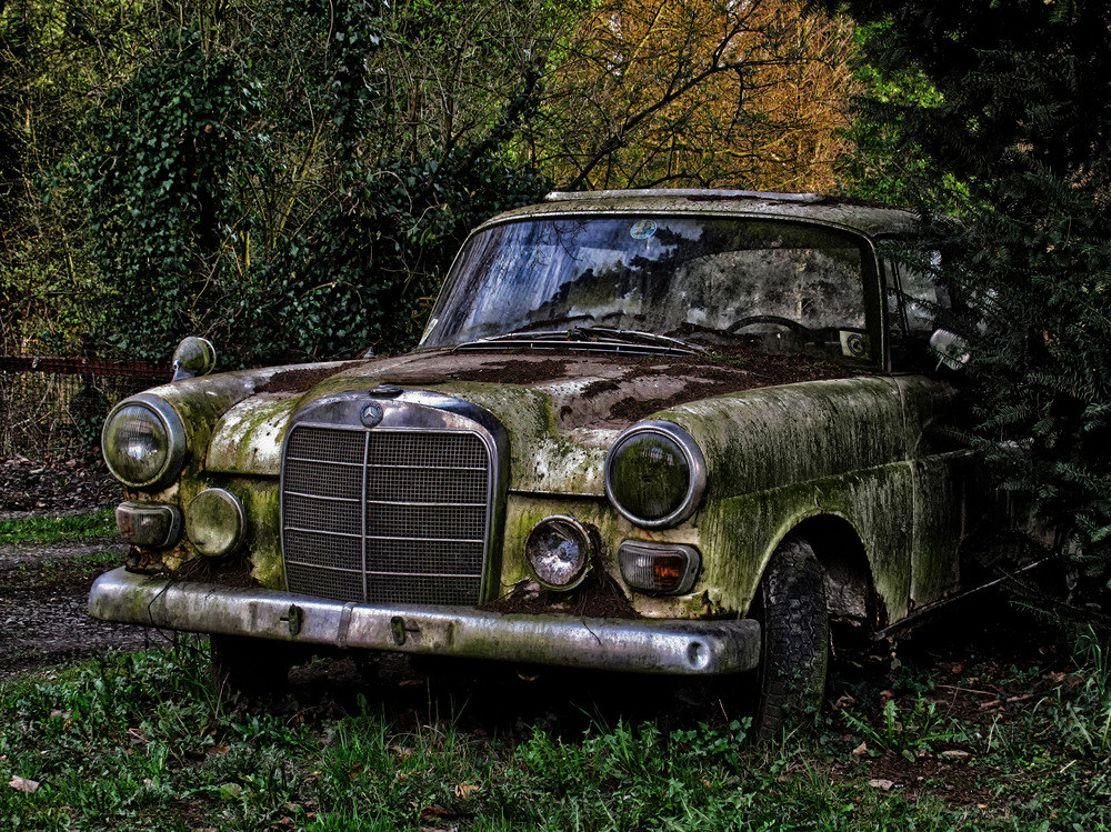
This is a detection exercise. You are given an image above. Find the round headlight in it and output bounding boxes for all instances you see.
[101,395,186,489]
[605,420,706,528]
[525,516,594,589]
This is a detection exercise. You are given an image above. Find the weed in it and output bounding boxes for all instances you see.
[841,696,972,761]
[1056,626,1111,754]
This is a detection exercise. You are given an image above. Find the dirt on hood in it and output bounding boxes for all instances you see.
[339,345,856,429]
[257,344,858,430]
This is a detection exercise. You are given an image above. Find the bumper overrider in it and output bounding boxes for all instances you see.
[88,568,760,675]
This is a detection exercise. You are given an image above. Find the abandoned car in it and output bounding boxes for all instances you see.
[89,189,975,736]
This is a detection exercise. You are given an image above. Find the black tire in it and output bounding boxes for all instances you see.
[209,634,294,700]
[753,538,830,742]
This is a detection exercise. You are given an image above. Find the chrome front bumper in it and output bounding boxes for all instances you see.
[88,567,760,675]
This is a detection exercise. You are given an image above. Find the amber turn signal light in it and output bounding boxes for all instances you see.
[618,541,700,595]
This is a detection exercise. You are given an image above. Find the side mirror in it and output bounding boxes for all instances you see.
[172,337,217,381]
[929,329,970,371]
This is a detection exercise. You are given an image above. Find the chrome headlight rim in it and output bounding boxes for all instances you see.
[604,420,707,529]
[101,393,187,490]
[525,514,595,590]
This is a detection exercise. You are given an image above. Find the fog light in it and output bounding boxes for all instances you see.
[185,488,245,557]
[525,516,594,589]
[618,541,700,595]
[116,501,182,548]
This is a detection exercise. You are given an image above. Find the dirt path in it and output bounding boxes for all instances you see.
[0,540,150,680]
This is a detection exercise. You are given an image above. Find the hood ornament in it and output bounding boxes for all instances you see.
[369,383,403,398]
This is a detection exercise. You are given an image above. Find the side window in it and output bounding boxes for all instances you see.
[882,246,947,338]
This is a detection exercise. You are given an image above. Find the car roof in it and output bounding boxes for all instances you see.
[481,189,921,238]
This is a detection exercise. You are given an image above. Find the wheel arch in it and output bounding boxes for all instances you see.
[755,510,887,631]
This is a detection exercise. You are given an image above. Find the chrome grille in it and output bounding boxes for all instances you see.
[281,425,491,604]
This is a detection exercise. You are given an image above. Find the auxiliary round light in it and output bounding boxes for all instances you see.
[525,516,594,589]
[185,488,245,557]
[101,395,186,490]
[604,420,706,529]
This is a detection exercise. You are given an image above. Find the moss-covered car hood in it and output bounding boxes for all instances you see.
[201,347,854,494]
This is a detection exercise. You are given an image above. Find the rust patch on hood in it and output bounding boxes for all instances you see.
[256,365,349,394]
[594,347,852,424]
[380,357,573,386]
[318,346,857,430]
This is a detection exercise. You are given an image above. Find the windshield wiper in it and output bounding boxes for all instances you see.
[565,325,708,354]
[453,322,706,355]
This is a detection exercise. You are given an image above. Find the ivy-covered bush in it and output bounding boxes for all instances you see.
[76,1,553,367]
[85,30,262,362]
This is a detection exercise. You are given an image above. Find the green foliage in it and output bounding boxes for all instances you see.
[838,22,968,212]
[841,696,972,762]
[84,29,263,362]
[839,0,1111,605]
[1,642,1108,830]
[1057,627,1111,755]
[0,508,115,544]
[2,0,558,366]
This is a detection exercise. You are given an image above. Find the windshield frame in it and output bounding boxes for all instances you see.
[419,210,889,370]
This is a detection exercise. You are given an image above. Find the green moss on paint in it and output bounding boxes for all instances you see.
[240,481,284,588]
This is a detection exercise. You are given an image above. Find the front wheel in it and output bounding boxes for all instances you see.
[753,538,830,742]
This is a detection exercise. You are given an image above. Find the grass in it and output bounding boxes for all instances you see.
[1,628,1109,832]
[7,548,121,591]
[0,508,116,545]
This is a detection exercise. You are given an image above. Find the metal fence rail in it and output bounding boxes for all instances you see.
[0,356,166,459]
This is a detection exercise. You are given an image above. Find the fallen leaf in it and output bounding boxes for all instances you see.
[940,750,971,761]
[868,778,895,791]
[9,776,40,794]
[852,741,868,756]
[206,744,230,756]
[453,782,479,800]
[419,805,455,820]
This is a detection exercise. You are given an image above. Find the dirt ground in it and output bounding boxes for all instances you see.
[0,540,149,679]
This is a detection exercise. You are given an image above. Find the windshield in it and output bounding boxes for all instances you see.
[421,216,872,359]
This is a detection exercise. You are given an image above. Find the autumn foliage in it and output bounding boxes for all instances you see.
[537,0,855,191]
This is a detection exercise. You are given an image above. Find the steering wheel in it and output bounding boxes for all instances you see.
[726,315,817,339]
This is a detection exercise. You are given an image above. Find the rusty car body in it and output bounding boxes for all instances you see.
[89,189,975,730]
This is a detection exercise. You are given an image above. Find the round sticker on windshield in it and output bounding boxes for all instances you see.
[629,219,658,240]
